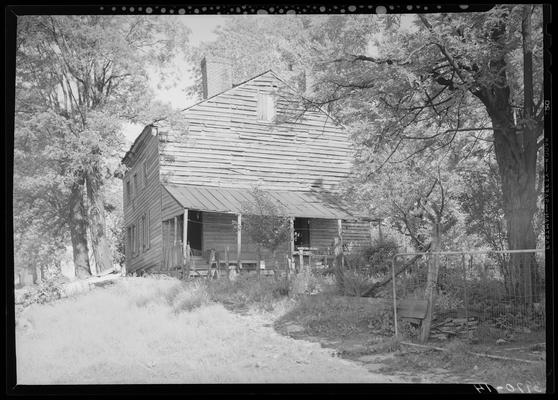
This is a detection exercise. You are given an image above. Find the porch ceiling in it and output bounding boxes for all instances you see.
[163,184,357,220]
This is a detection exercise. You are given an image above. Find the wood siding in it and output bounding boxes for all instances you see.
[123,127,162,273]
[343,221,373,247]
[158,71,354,193]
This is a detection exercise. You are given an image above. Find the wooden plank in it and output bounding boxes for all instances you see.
[397,300,429,320]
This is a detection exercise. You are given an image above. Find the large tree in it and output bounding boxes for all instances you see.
[15,16,189,277]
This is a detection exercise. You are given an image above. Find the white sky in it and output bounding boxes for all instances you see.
[122,16,225,146]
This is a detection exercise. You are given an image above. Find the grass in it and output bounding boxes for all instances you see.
[15,276,384,384]
[15,273,547,389]
[378,339,546,391]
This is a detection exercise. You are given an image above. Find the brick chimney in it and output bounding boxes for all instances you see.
[201,56,233,99]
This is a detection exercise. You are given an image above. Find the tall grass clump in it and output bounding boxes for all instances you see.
[205,275,288,311]
[127,278,210,313]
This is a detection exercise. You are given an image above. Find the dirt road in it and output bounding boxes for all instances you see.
[15,279,404,384]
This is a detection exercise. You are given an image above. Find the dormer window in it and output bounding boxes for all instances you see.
[257,92,276,122]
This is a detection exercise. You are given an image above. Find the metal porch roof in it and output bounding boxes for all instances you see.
[163,184,356,220]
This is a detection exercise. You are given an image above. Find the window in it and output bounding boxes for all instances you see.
[257,92,276,122]
[140,213,150,251]
[294,218,311,249]
[127,224,137,258]
[126,180,131,204]
[143,211,150,250]
[133,173,138,194]
[139,216,144,252]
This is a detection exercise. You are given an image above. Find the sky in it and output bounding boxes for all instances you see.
[122,16,225,145]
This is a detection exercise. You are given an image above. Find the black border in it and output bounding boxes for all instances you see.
[4,2,554,396]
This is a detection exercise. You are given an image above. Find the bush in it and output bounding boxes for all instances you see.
[289,268,320,296]
[344,238,400,276]
[340,269,375,297]
[20,279,64,306]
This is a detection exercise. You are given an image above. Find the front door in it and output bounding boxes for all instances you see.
[187,210,203,252]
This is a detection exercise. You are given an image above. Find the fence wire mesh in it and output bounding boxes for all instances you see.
[392,250,545,346]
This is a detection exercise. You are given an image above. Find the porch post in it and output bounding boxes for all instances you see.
[289,216,295,258]
[183,208,189,260]
[236,214,242,270]
[337,219,344,270]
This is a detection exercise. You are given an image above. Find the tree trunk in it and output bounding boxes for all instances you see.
[86,175,113,274]
[419,223,441,343]
[474,5,541,304]
[490,118,539,303]
[69,181,91,278]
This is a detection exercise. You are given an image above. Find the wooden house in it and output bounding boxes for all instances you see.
[121,57,374,275]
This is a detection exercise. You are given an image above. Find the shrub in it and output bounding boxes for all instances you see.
[340,269,375,297]
[344,238,400,276]
[289,268,320,296]
[20,279,64,306]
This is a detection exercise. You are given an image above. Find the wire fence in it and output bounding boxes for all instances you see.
[391,249,545,345]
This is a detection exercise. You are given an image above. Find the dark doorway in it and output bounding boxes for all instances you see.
[294,218,310,249]
[187,210,203,251]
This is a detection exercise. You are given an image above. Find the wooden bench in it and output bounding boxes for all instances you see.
[396,299,429,324]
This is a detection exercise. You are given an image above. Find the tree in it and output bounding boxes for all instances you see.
[303,7,544,302]
[236,187,291,279]
[15,16,190,277]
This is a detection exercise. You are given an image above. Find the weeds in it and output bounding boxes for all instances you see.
[19,279,64,306]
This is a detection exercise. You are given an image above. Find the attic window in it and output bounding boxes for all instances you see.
[257,92,276,122]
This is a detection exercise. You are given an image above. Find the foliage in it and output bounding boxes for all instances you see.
[14,16,190,276]
[235,187,291,260]
[289,267,324,296]
[345,238,400,275]
[20,279,65,307]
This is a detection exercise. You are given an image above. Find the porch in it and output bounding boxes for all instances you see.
[159,211,342,277]
[156,184,372,277]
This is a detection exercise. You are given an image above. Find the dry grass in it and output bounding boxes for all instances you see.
[378,339,547,390]
[15,277,396,384]
[276,293,391,338]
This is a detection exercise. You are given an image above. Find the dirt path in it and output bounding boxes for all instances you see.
[15,280,406,384]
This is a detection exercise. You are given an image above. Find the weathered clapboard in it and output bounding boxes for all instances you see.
[397,299,429,324]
